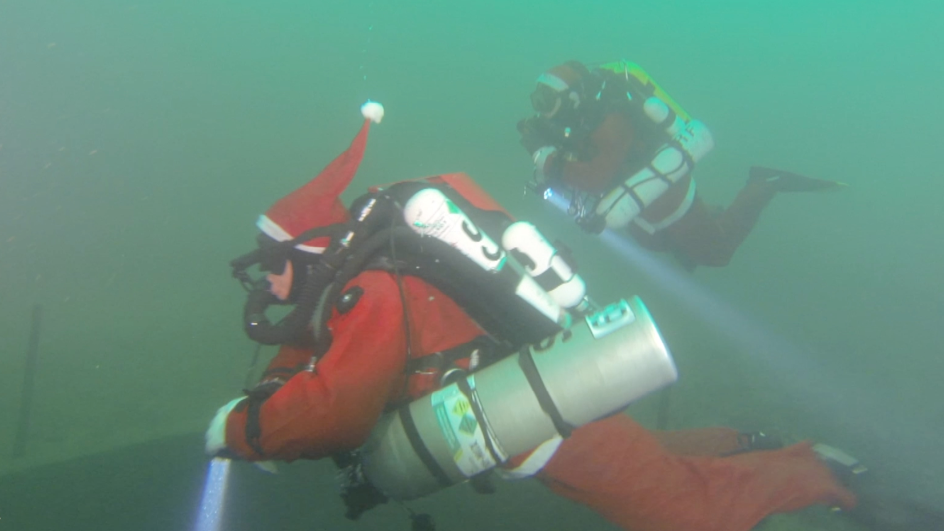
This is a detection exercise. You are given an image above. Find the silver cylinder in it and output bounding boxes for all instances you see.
[360,296,677,500]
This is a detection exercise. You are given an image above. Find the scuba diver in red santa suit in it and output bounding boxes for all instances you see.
[202,101,904,531]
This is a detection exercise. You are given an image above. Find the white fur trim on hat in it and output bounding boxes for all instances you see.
[256,214,327,254]
[361,100,384,124]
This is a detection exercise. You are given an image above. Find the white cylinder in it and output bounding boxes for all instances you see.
[403,188,506,273]
[674,120,714,163]
[403,188,567,326]
[596,186,643,230]
[643,96,685,138]
[596,145,693,230]
[501,221,587,309]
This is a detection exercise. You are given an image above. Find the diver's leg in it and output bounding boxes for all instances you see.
[650,427,743,456]
[626,223,700,272]
[662,166,844,268]
[813,444,944,531]
[659,189,772,268]
[651,427,788,457]
[535,414,855,531]
[845,484,944,531]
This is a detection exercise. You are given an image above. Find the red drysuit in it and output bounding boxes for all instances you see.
[222,268,855,531]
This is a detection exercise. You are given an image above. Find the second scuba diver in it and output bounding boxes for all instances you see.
[518,60,846,270]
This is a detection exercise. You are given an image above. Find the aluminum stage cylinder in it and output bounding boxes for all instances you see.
[360,296,677,500]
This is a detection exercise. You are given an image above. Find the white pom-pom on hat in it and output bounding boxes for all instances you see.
[361,100,384,124]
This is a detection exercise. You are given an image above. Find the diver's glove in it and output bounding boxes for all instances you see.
[204,397,279,473]
[205,397,244,457]
[517,117,546,153]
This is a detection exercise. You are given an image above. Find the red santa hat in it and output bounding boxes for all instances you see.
[255,101,385,254]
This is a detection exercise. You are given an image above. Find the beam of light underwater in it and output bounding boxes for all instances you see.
[194,458,231,531]
[543,188,866,407]
[540,189,942,499]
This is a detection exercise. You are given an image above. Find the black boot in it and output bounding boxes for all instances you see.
[844,482,944,531]
[813,443,944,531]
[720,430,785,457]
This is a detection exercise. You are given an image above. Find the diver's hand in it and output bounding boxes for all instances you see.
[518,118,546,153]
[532,145,560,184]
[205,397,244,456]
[204,397,279,473]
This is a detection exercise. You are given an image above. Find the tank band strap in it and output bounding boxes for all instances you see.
[455,377,505,464]
[533,265,565,292]
[518,345,574,438]
[242,380,285,457]
[398,403,452,487]
[244,398,265,457]
[405,336,496,374]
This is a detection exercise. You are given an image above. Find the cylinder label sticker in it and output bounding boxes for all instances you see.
[586,299,636,339]
[431,384,496,477]
[404,190,507,273]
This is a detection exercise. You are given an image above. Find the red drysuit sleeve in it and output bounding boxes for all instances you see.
[224,271,410,461]
[256,342,316,384]
[560,113,635,194]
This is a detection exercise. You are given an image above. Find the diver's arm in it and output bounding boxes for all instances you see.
[518,116,552,154]
[222,272,409,461]
[253,342,317,386]
[559,114,635,194]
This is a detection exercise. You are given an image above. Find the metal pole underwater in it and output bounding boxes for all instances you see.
[12,305,43,458]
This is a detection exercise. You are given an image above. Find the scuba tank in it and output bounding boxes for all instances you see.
[593,117,714,231]
[402,187,507,273]
[403,187,571,328]
[642,96,686,138]
[359,296,677,500]
[589,62,715,232]
[501,221,588,312]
